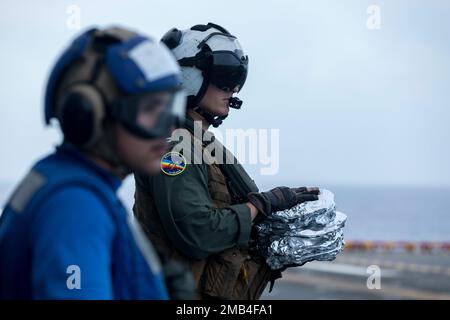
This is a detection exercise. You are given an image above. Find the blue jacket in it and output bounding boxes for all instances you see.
[0,144,169,299]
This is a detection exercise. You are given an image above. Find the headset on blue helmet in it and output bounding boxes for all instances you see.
[45,27,185,147]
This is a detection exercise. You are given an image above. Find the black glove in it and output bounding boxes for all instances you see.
[247,186,320,217]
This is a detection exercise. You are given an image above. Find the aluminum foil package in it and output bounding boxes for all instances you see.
[255,189,347,270]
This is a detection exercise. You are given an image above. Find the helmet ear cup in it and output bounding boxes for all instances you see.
[56,84,105,147]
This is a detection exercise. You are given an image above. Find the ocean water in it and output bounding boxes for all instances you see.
[2,180,449,241]
[327,185,450,242]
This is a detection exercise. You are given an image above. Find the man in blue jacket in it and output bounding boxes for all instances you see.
[0,26,187,299]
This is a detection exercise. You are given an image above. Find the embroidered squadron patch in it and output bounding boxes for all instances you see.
[160,152,187,176]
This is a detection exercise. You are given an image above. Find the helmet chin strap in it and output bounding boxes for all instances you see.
[192,107,227,128]
[193,97,243,128]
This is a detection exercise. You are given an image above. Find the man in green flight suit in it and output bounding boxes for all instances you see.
[133,22,320,300]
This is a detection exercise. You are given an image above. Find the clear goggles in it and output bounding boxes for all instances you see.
[111,89,186,139]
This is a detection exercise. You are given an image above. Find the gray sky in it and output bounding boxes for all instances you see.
[1,0,449,190]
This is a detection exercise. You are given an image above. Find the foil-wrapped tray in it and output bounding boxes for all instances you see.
[255,189,347,270]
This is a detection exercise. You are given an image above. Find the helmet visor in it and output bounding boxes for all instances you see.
[208,51,248,92]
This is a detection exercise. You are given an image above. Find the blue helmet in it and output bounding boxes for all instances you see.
[44,26,185,146]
